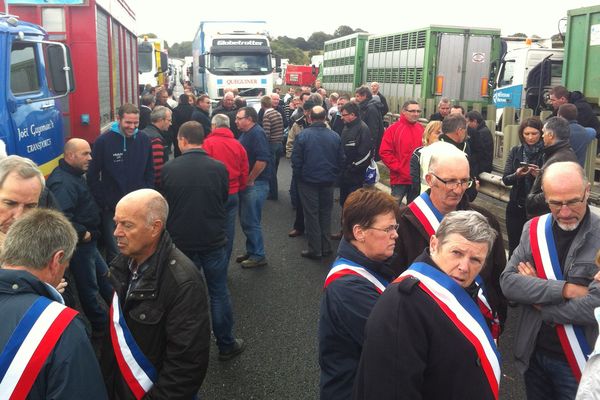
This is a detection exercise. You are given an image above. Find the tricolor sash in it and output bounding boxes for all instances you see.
[475,276,501,341]
[0,296,78,400]
[530,213,591,382]
[408,192,444,237]
[324,258,389,294]
[398,262,501,399]
[110,292,157,400]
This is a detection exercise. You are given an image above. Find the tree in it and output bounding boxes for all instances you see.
[509,33,527,38]
[169,41,193,58]
[333,25,354,38]
[307,31,333,50]
[138,33,157,39]
[271,40,308,64]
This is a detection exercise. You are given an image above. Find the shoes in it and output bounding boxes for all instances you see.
[301,250,322,260]
[219,339,246,361]
[241,258,268,268]
[288,229,303,237]
[330,232,343,240]
[235,254,250,263]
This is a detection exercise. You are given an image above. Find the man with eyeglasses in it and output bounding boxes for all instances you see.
[391,147,507,328]
[526,117,578,218]
[379,100,425,204]
[501,161,600,400]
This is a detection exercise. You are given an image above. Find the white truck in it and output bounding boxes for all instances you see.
[191,21,274,98]
[491,41,563,123]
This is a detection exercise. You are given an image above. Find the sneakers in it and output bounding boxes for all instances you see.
[241,258,268,268]
[219,338,246,361]
[235,254,250,263]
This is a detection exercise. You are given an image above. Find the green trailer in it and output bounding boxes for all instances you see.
[322,33,369,93]
[366,26,501,112]
[563,5,600,106]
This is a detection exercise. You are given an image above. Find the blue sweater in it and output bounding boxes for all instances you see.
[87,122,154,210]
[239,123,272,182]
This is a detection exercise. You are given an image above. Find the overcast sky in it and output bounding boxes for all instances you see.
[135,0,599,45]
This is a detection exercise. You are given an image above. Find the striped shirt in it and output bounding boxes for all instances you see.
[262,108,284,143]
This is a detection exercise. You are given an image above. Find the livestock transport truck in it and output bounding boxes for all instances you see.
[0,12,73,175]
[191,20,275,99]
[322,26,501,113]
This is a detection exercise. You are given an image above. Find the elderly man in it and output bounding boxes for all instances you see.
[526,117,578,218]
[235,107,272,268]
[212,91,238,137]
[370,82,389,117]
[100,189,210,399]
[260,95,284,200]
[379,100,425,203]
[291,106,344,259]
[392,147,507,326]
[429,97,451,121]
[354,210,501,399]
[0,155,44,243]
[87,103,154,261]
[140,105,171,187]
[0,209,107,399]
[47,139,112,341]
[501,161,600,400]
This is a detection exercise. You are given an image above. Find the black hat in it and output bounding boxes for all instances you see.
[303,100,316,111]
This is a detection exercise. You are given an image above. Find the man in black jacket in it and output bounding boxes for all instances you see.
[526,116,578,218]
[161,121,245,361]
[550,86,600,138]
[191,94,212,135]
[101,188,210,399]
[47,138,113,339]
[355,86,384,161]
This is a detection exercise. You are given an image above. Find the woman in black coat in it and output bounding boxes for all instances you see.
[501,117,544,257]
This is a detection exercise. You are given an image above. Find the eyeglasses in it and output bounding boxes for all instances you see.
[431,173,473,189]
[235,116,248,120]
[341,112,350,117]
[366,224,399,234]
[547,191,587,211]
[405,109,421,113]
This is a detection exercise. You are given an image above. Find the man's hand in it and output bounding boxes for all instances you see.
[83,231,92,242]
[56,278,68,294]
[518,261,538,277]
[562,283,589,299]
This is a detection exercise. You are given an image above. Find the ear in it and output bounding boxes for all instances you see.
[425,173,434,187]
[352,224,366,243]
[48,249,67,279]
[430,235,439,254]
[151,220,164,238]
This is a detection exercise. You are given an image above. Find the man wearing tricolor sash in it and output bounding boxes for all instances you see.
[100,190,210,399]
[501,162,600,400]
[354,211,501,400]
[0,209,107,399]
[392,148,508,326]
[318,189,400,400]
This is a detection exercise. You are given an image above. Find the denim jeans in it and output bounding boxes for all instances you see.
[101,208,119,263]
[524,350,579,400]
[224,193,239,264]
[391,184,412,204]
[269,142,283,199]
[187,247,235,352]
[239,180,269,260]
[69,240,114,331]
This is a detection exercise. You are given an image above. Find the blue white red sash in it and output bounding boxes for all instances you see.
[324,258,389,294]
[398,262,501,399]
[0,296,77,400]
[408,192,444,237]
[109,292,157,400]
[475,276,501,341]
[530,213,591,382]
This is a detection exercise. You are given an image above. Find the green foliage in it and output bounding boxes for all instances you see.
[307,31,333,50]
[334,25,354,38]
[169,41,193,58]
[138,33,157,39]
[271,40,308,64]
[509,33,528,38]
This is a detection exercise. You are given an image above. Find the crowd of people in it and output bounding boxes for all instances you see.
[0,79,599,400]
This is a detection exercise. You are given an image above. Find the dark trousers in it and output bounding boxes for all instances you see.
[298,181,333,256]
[339,180,363,208]
[291,175,304,232]
[524,350,578,400]
[506,200,528,258]
[269,142,283,199]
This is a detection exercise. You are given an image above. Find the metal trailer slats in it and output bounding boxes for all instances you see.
[96,7,111,130]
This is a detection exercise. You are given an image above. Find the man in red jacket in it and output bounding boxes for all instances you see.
[379,100,424,203]
[203,113,249,263]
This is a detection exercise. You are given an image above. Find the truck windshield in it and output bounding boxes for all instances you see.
[138,42,154,73]
[210,53,271,75]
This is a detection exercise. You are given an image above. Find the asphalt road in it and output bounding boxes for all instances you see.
[198,157,526,400]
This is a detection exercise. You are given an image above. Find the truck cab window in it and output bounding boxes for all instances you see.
[10,43,41,94]
[498,59,515,87]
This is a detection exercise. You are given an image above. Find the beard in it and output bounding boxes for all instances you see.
[557,220,581,231]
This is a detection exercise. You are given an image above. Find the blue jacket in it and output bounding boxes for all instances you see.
[0,269,107,399]
[568,119,596,167]
[87,122,154,210]
[318,238,396,400]
[47,159,101,242]
[239,122,272,182]
[291,122,345,184]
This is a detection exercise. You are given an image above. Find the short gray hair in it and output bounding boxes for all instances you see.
[145,192,169,227]
[436,210,497,256]
[0,209,77,269]
[543,116,570,141]
[150,105,170,123]
[0,155,45,190]
[211,113,230,128]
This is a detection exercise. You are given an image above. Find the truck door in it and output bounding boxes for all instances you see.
[437,33,465,99]
[462,35,493,101]
[6,41,64,175]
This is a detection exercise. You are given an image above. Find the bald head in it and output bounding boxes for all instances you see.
[63,138,92,172]
[428,142,469,173]
[310,106,327,122]
[542,162,586,192]
[119,189,168,227]
[542,161,589,231]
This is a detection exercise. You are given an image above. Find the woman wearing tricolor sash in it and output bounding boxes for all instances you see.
[354,211,501,400]
[318,189,400,400]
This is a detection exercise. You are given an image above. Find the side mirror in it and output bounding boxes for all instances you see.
[45,43,75,94]
[159,52,169,73]
[198,55,206,72]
